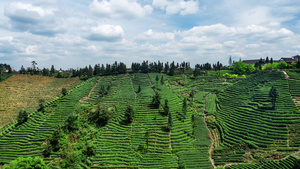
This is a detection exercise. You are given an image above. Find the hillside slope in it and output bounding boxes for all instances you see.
[0,74,81,128]
[214,71,300,166]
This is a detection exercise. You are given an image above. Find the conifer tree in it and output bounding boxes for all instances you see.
[164,99,169,115]
[125,105,134,123]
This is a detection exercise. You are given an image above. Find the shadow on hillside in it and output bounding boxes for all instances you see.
[161,126,170,132]
[119,120,131,126]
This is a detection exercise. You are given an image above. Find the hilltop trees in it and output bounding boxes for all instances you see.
[50,65,55,75]
[19,65,26,74]
[233,62,255,74]
[169,61,176,76]
[228,56,233,66]
[31,61,37,70]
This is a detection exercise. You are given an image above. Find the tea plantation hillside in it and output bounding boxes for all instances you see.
[0,74,81,128]
[0,71,300,168]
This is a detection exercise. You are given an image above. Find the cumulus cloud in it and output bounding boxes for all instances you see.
[86,24,124,42]
[0,36,25,56]
[136,29,174,42]
[4,2,65,36]
[0,36,15,54]
[90,0,153,18]
[177,23,294,41]
[24,45,38,55]
[152,0,199,15]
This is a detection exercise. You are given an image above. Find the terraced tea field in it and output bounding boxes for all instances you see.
[0,74,81,128]
[0,71,300,168]
[214,71,300,166]
[0,77,99,164]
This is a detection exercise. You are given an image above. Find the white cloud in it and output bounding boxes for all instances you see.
[136,29,174,42]
[0,36,17,54]
[177,24,294,42]
[24,45,38,55]
[223,41,236,48]
[90,0,153,18]
[4,2,65,36]
[86,24,124,42]
[152,0,199,15]
[246,44,260,48]
[5,2,53,21]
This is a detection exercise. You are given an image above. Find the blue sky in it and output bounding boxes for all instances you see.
[0,0,299,70]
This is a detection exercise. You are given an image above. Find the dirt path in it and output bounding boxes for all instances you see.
[129,75,137,101]
[203,93,216,168]
[89,76,102,98]
[282,70,289,79]
[79,76,102,103]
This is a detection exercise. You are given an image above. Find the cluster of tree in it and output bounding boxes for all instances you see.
[0,63,12,74]
[71,61,127,80]
[131,61,191,76]
[194,62,223,77]
[3,156,48,169]
[20,63,59,77]
[19,61,44,75]
[232,62,256,75]
[263,61,300,70]
[254,57,274,69]
[124,105,135,123]
[41,104,114,168]
[131,61,163,73]
[195,62,212,71]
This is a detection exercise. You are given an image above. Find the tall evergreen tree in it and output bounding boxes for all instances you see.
[164,99,169,115]
[270,58,274,64]
[50,65,55,75]
[228,55,232,66]
[20,65,26,74]
[152,92,161,108]
[169,61,175,76]
[125,105,134,123]
[266,56,269,64]
[164,62,169,74]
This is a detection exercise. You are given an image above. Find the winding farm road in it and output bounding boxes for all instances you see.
[203,93,216,168]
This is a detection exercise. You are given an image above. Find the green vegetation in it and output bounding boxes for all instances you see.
[16,110,28,125]
[0,61,300,168]
[3,156,48,169]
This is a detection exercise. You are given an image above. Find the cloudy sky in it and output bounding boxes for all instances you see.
[0,0,300,70]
